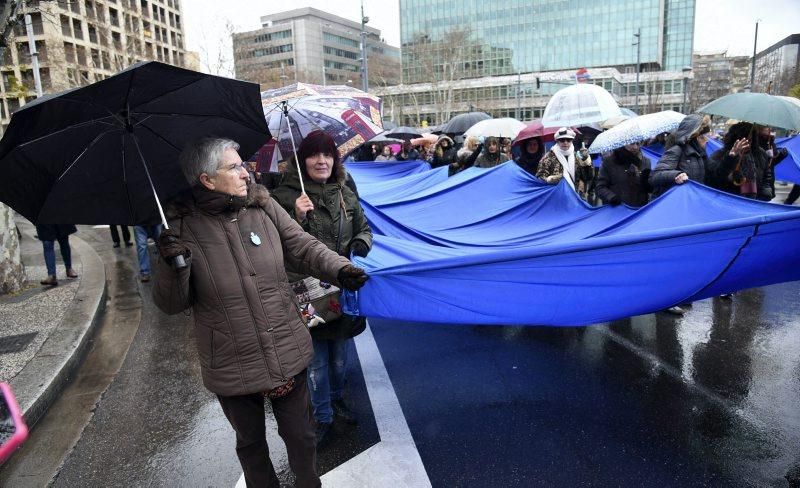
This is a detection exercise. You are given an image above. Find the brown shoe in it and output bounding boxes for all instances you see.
[40,275,58,286]
[66,268,78,278]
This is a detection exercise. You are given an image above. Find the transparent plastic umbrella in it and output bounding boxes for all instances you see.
[542,83,622,128]
[589,110,686,154]
[463,118,527,139]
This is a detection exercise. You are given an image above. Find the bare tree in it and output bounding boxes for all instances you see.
[404,27,472,125]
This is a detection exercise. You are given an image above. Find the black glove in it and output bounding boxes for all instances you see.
[337,264,369,291]
[350,239,370,258]
[609,195,622,206]
[157,229,190,261]
[639,168,651,187]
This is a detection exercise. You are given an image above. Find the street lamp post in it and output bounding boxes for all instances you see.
[360,1,369,93]
[682,66,692,114]
[750,20,759,90]
[633,27,641,113]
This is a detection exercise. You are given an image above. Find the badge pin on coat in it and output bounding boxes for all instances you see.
[250,232,261,246]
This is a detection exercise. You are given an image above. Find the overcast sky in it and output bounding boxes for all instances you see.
[182,0,800,74]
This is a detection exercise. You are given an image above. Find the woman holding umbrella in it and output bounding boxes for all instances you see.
[595,141,651,207]
[271,130,373,447]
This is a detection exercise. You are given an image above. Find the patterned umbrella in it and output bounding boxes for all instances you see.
[588,110,685,154]
[257,83,383,182]
[542,83,622,128]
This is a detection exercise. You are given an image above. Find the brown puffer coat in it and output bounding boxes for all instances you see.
[152,183,350,396]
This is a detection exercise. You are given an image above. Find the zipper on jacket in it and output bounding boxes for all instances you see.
[235,209,287,381]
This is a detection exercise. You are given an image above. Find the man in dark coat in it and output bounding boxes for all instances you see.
[596,142,651,207]
[649,114,712,197]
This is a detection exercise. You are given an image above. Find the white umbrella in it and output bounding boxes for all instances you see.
[589,110,686,154]
[542,84,622,128]
[463,118,527,139]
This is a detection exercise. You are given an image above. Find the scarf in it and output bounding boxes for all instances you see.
[552,145,576,189]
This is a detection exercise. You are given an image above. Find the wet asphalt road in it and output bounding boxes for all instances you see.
[9,224,800,487]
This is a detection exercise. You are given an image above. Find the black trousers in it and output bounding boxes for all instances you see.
[217,371,320,488]
[109,225,131,244]
[786,184,800,205]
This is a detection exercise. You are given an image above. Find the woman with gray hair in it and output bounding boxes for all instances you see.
[152,137,369,488]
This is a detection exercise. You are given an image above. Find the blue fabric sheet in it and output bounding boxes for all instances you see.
[345,160,800,326]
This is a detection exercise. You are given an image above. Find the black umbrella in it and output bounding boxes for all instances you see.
[440,112,491,135]
[383,126,422,140]
[0,61,269,227]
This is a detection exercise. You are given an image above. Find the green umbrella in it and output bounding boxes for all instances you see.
[697,92,800,131]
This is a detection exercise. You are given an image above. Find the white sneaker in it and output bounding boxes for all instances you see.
[666,306,685,315]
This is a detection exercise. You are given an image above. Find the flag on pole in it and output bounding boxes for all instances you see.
[575,68,591,83]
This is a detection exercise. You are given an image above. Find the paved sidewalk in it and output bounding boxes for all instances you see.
[0,219,106,431]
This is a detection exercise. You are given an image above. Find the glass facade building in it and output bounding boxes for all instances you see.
[400,0,695,83]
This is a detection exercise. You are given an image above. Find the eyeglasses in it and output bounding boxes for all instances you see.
[224,162,247,173]
[556,139,572,143]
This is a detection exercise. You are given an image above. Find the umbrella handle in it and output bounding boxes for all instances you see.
[281,101,305,195]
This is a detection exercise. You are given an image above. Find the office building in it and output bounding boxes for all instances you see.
[689,51,750,110]
[0,0,189,132]
[233,7,400,90]
[753,33,800,95]
[382,0,695,125]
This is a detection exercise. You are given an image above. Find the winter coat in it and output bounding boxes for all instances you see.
[596,148,651,207]
[649,113,710,197]
[36,224,77,242]
[536,149,594,199]
[514,140,544,176]
[375,154,395,161]
[271,156,373,340]
[152,184,350,396]
[474,150,509,168]
[395,148,420,161]
[431,135,457,168]
[705,147,775,200]
[649,141,707,197]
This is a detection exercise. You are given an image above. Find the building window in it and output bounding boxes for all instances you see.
[72,19,83,39]
[250,44,293,58]
[323,46,358,60]
[253,30,291,44]
[60,15,71,36]
[323,32,359,49]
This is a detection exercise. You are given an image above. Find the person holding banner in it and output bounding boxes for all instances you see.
[272,130,373,447]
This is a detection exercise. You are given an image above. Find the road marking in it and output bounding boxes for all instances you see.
[236,321,431,487]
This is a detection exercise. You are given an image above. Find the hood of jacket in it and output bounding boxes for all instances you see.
[673,114,710,144]
[165,182,272,220]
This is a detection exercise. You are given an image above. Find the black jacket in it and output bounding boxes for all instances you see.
[706,147,775,200]
[649,141,708,197]
[596,148,651,207]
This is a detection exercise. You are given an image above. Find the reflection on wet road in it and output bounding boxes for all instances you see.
[41,225,800,487]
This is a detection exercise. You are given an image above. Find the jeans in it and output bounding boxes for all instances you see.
[109,225,131,244]
[307,337,350,424]
[134,225,161,275]
[42,236,71,276]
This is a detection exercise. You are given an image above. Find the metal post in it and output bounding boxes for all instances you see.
[360,1,369,93]
[682,78,688,114]
[515,71,521,120]
[750,21,758,90]
[633,27,641,113]
[23,3,42,97]
[322,65,326,87]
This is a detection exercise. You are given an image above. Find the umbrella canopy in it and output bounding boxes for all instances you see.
[384,126,422,140]
[589,110,686,154]
[410,133,438,147]
[542,83,622,128]
[261,82,383,167]
[367,131,404,144]
[697,92,800,131]
[440,111,492,135]
[0,61,269,226]
[512,119,561,145]
[464,118,527,139]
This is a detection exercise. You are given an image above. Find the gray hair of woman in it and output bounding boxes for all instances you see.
[178,137,241,186]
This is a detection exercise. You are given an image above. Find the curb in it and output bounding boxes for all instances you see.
[8,233,107,430]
